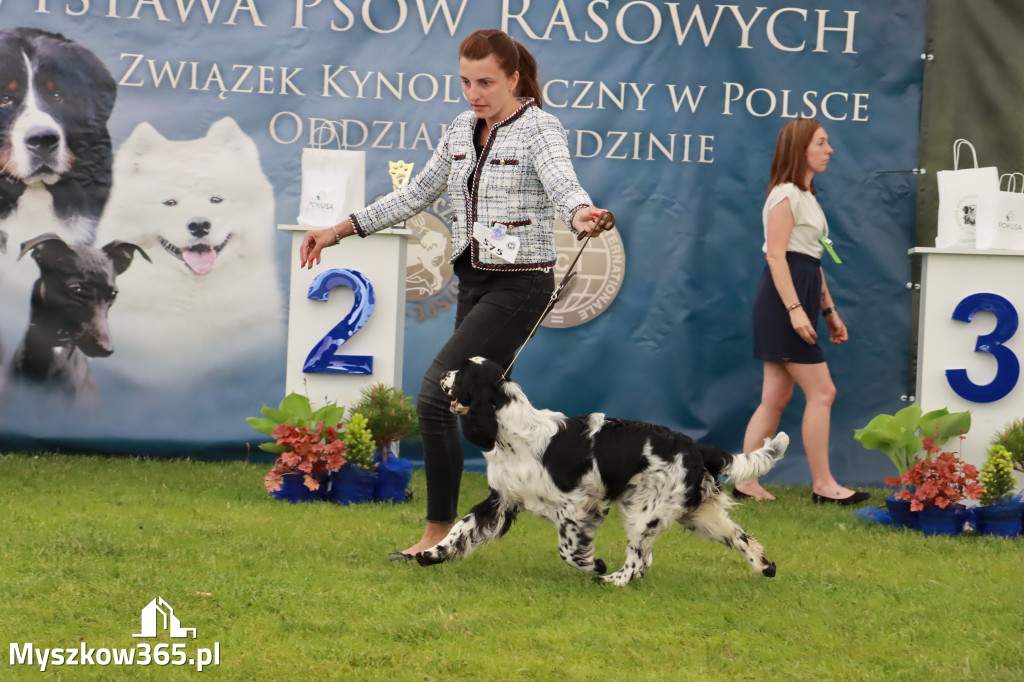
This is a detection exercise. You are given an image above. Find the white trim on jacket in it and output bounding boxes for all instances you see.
[350,99,592,271]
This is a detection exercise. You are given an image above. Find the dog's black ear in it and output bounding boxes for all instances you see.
[19,233,72,264]
[453,364,500,448]
[102,241,152,275]
[459,396,499,449]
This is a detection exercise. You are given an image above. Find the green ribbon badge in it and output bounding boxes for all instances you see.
[820,236,842,264]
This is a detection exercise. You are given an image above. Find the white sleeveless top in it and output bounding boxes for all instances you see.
[761,182,827,259]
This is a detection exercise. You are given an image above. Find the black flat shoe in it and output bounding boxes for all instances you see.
[387,551,415,562]
[731,487,753,500]
[812,491,870,506]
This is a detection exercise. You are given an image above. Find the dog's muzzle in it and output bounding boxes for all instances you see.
[439,370,469,414]
[440,370,456,396]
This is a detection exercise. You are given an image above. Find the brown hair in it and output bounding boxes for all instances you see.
[767,118,824,196]
[458,29,542,108]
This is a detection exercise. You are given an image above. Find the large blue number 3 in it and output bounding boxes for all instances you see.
[946,292,1019,403]
[303,268,375,374]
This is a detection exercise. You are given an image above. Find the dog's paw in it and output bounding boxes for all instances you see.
[597,570,633,587]
[761,560,777,578]
[593,558,607,575]
[415,550,441,567]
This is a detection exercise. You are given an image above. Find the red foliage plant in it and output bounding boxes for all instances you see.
[264,423,347,494]
[884,437,984,511]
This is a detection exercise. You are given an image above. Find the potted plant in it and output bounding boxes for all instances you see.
[854,405,971,528]
[974,444,1023,537]
[991,418,1024,475]
[326,411,378,505]
[247,393,348,503]
[348,383,420,502]
[884,438,984,536]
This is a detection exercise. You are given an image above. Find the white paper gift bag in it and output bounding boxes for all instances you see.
[935,139,999,248]
[976,172,1024,250]
[296,125,352,227]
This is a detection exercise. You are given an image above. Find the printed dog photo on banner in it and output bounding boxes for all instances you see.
[6,234,149,407]
[0,27,118,398]
[1,25,285,439]
[91,117,285,403]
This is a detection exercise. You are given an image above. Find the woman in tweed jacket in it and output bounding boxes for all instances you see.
[300,29,615,558]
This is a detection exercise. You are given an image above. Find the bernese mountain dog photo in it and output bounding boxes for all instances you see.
[0,27,116,246]
[416,356,789,586]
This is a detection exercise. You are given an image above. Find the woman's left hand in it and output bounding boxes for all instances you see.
[826,312,848,344]
[572,207,615,238]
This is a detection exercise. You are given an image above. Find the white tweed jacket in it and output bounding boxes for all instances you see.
[350,99,592,271]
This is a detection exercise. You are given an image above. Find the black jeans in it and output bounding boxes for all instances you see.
[418,253,554,522]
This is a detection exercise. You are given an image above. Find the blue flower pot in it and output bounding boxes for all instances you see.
[885,494,919,530]
[917,504,967,536]
[327,463,376,505]
[271,473,324,503]
[373,444,412,503]
[973,500,1024,537]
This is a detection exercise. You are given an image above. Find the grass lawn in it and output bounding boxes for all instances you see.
[3,452,1023,681]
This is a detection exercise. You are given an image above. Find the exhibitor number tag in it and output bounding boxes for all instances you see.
[473,221,520,263]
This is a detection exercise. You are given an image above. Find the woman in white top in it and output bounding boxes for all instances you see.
[734,118,868,505]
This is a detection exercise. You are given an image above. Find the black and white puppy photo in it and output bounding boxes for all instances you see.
[419,356,789,586]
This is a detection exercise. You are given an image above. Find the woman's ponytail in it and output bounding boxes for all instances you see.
[512,40,542,107]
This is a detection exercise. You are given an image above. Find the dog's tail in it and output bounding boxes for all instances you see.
[723,432,789,484]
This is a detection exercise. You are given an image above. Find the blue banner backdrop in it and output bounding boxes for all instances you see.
[0,1,925,484]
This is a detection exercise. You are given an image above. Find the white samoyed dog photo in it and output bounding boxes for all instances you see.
[92,117,285,390]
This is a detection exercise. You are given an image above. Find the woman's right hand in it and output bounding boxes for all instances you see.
[790,307,817,344]
[298,228,334,269]
[299,220,354,269]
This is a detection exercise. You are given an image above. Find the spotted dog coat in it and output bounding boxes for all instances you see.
[417,357,789,586]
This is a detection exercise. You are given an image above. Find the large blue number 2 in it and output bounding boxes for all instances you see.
[946,292,1019,403]
[303,268,375,374]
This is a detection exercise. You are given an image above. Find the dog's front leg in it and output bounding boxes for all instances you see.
[556,505,608,575]
[416,489,519,567]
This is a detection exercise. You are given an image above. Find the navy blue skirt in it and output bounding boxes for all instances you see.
[752,252,825,364]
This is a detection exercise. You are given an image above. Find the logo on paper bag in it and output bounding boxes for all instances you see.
[999,210,1022,233]
[305,193,335,212]
[956,194,977,232]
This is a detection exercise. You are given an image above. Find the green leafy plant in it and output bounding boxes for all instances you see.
[247,393,348,492]
[348,383,420,450]
[854,404,971,479]
[979,444,1017,505]
[247,393,346,452]
[990,418,1024,475]
[341,412,376,471]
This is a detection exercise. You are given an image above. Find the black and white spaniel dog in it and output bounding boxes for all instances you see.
[416,356,789,586]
